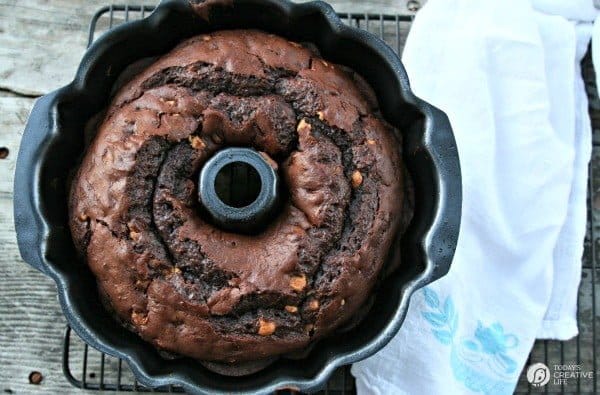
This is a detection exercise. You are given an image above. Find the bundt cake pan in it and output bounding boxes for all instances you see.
[13,0,461,393]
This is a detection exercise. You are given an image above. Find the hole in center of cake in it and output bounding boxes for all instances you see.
[198,147,280,234]
[214,161,262,208]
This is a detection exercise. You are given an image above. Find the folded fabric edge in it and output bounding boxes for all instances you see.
[536,318,579,340]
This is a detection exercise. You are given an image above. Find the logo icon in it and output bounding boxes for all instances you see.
[527,363,550,387]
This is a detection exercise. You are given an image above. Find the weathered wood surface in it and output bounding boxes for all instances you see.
[0,0,423,393]
[0,0,149,96]
[0,0,422,97]
[2,0,597,394]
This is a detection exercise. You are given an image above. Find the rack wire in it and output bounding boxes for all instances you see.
[62,4,599,393]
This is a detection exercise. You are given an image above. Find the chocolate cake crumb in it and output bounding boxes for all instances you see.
[28,372,42,385]
[69,30,407,363]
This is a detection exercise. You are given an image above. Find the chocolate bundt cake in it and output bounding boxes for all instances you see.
[69,30,407,363]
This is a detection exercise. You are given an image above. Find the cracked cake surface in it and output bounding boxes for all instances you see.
[68,29,406,363]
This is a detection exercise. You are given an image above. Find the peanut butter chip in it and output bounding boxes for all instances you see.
[297,119,311,133]
[135,279,149,289]
[308,299,320,311]
[285,305,298,314]
[130,230,141,241]
[162,267,181,277]
[258,318,276,336]
[188,135,206,150]
[351,170,363,188]
[317,111,325,121]
[259,151,279,170]
[289,275,307,291]
[367,139,377,145]
[78,213,89,222]
[131,311,148,326]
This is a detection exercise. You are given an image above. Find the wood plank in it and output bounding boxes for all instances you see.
[0,0,152,96]
[0,98,116,394]
[0,0,423,96]
[0,97,88,394]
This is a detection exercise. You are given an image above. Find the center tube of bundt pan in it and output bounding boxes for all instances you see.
[198,147,279,234]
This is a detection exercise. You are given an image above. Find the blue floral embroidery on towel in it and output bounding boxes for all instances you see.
[421,288,519,394]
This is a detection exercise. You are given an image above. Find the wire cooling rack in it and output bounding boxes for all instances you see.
[62,4,599,393]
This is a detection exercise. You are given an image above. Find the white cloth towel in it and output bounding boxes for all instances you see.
[352,0,595,393]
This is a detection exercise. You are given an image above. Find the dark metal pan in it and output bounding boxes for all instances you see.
[13,0,461,393]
